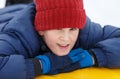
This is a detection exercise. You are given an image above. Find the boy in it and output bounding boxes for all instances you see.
[0,0,120,79]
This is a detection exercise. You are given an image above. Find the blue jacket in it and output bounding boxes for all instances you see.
[0,3,120,79]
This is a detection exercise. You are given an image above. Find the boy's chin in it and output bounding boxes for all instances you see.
[54,52,69,56]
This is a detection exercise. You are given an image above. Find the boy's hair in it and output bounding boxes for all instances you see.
[34,0,86,31]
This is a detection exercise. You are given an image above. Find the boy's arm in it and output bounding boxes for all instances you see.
[0,4,41,79]
[79,17,120,68]
[0,33,42,79]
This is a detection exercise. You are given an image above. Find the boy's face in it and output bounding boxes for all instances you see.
[38,28,79,56]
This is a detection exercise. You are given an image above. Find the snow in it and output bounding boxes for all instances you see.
[0,0,6,8]
[84,0,120,27]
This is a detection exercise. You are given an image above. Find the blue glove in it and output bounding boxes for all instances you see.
[36,48,84,74]
[66,48,94,68]
[56,48,95,73]
[78,49,94,68]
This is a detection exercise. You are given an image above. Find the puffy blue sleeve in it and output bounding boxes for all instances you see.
[79,17,120,68]
[0,33,36,79]
[0,3,41,79]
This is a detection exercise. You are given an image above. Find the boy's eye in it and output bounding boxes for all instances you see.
[57,28,62,30]
[70,28,78,30]
[55,28,78,31]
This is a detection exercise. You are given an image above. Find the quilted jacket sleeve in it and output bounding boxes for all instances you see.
[0,4,41,79]
[79,17,120,68]
[0,31,38,79]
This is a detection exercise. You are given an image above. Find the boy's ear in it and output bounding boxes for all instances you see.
[38,31,44,36]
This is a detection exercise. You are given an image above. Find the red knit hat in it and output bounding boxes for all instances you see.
[34,0,86,31]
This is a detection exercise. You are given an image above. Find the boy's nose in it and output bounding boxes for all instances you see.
[60,33,70,42]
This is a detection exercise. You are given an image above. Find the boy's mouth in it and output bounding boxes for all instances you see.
[57,44,69,49]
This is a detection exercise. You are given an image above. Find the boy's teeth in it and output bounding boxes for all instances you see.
[59,44,69,47]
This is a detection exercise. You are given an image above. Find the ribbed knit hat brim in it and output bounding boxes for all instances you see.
[34,0,86,31]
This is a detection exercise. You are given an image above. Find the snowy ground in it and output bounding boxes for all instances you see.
[0,0,6,8]
[0,0,120,27]
[84,0,120,27]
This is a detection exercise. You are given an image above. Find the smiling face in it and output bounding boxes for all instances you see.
[38,28,79,56]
